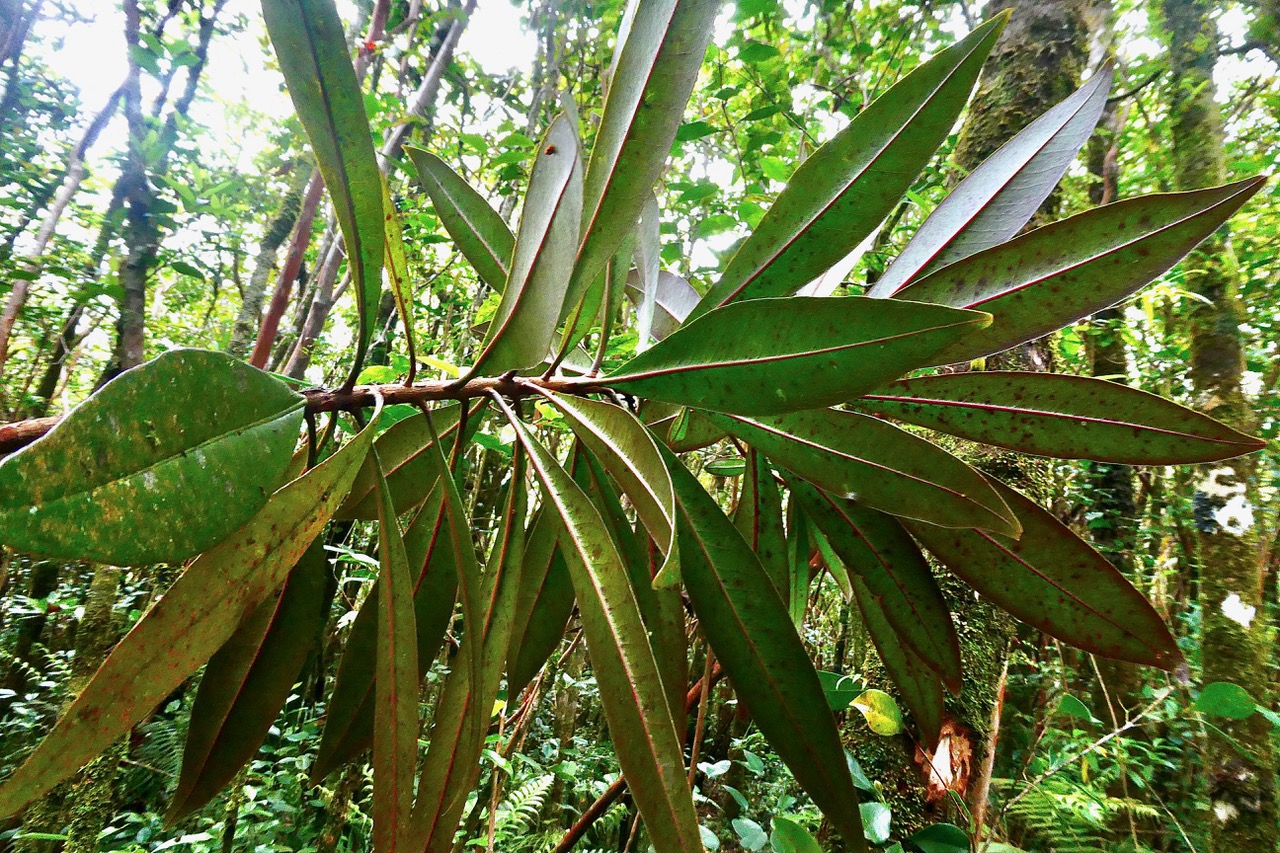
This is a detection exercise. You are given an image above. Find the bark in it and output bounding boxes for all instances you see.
[0,0,42,124]
[0,85,124,375]
[15,566,122,852]
[250,171,324,368]
[1162,1,1278,849]
[227,168,309,358]
[906,1,1091,838]
[101,0,226,383]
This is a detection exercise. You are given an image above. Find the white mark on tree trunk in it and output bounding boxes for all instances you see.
[1220,592,1257,628]
[1214,494,1254,535]
[1214,801,1239,824]
[1198,466,1245,499]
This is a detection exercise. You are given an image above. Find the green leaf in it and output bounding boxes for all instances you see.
[852,689,905,736]
[380,176,416,379]
[0,349,304,565]
[406,147,515,293]
[733,817,769,851]
[0,401,380,819]
[624,269,701,343]
[905,477,1182,669]
[661,443,867,852]
[770,816,823,853]
[371,452,420,853]
[262,0,384,376]
[538,391,680,586]
[850,573,945,748]
[817,670,860,711]
[410,445,527,850]
[907,823,969,853]
[856,371,1264,464]
[469,114,583,376]
[733,451,788,595]
[601,296,991,416]
[502,404,704,852]
[337,401,475,520]
[505,511,574,699]
[689,15,1006,319]
[861,802,892,845]
[1058,694,1095,722]
[791,482,961,690]
[572,0,723,301]
[713,408,1018,535]
[896,178,1267,364]
[1194,682,1258,719]
[632,193,662,349]
[871,65,1114,297]
[314,484,458,780]
[168,538,329,823]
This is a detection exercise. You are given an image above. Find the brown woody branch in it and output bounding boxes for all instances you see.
[0,374,607,456]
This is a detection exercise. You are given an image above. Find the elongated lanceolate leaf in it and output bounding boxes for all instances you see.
[633,193,662,349]
[733,451,788,597]
[855,371,1263,464]
[372,451,421,853]
[313,484,457,780]
[573,0,722,299]
[574,447,689,723]
[660,443,866,852]
[625,269,701,343]
[906,478,1181,669]
[506,511,574,699]
[0,349,303,565]
[411,449,526,852]
[601,296,990,416]
[897,178,1267,364]
[688,15,1006,320]
[168,538,329,823]
[710,408,1018,535]
[338,401,478,519]
[539,391,680,586]
[501,404,704,852]
[381,176,416,378]
[791,480,961,691]
[870,65,1114,297]
[406,147,515,292]
[262,0,384,375]
[849,575,946,749]
[468,115,583,377]
[0,401,380,819]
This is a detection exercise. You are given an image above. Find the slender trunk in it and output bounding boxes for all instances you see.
[228,168,308,358]
[0,84,125,374]
[101,0,225,382]
[0,0,42,124]
[16,566,122,852]
[1162,2,1277,849]
[249,171,324,368]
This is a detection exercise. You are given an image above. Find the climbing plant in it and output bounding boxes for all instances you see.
[0,0,1267,851]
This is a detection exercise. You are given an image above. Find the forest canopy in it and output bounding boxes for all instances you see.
[0,0,1278,851]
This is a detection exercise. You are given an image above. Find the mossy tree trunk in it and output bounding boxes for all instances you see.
[1161,1,1278,849]
[847,1,1096,838]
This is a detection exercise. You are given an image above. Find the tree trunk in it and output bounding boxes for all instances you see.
[1162,1,1278,849]
[227,168,309,358]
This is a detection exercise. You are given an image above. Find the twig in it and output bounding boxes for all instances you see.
[978,687,1172,853]
[0,374,606,455]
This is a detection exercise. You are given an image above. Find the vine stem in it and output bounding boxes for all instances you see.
[0,374,606,455]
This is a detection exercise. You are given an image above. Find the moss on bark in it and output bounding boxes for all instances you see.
[1161,1,1278,849]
